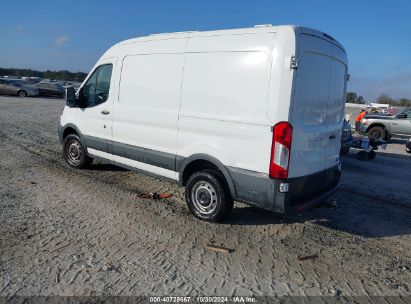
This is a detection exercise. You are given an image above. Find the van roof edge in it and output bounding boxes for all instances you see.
[149,31,199,36]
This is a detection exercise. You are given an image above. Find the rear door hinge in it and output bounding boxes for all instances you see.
[290,56,299,69]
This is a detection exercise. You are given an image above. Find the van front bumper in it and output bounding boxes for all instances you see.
[228,164,341,214]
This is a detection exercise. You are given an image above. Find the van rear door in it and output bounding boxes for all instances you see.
[288,34,347,178]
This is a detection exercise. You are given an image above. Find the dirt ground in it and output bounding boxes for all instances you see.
[0,96,410,297]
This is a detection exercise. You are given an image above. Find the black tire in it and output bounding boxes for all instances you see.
[185,170,233,222]
[367,150,376,160]
[368,126,386,140]
[357,151,367,161]
[63,134,92,169]
[18,90,27,97]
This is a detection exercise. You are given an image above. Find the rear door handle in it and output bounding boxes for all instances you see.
[101,110,110,115]
[329,134,336,139]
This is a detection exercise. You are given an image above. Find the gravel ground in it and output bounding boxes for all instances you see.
[0,96,410,297]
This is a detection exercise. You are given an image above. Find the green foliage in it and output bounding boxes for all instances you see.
[397,98,411,107]
[376,94,411,107]
[0,67,87,82]
[346,92,357,103]
[376,94,395,105]
[355,96,365,104]
[346,92,365,104]
[347,92,411,107]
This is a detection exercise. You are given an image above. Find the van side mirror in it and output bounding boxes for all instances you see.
[65,87,76,107]
[397,112,407,119]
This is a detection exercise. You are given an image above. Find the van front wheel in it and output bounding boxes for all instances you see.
[63,134,92,169]
[185,170,233,222]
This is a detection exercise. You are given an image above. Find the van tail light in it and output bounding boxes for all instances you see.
[269,122,292,179]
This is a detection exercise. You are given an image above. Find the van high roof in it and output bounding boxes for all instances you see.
[117,25,344,50]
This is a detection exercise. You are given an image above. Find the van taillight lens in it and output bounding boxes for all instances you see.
[269,122,292,179]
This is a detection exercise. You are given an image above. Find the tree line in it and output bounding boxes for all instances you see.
[346,92,411,107]
[0,67,87,82]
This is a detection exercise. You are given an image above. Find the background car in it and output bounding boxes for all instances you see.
[0,78,40,97]
[32,82,65,98]
[360,108,411,140]
[63,82,81,92]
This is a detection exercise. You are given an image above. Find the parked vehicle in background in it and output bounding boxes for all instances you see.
[361,108,411,140]
[59,25,348,222]
[21,77,42,85]
[340,119,353,155]
[64,82,81,92]
[406,138,411,153]
[0,78,40,97]
[385,108,398,115]
[32,82,65,98]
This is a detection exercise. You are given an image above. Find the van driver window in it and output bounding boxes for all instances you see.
[82,64,112,107]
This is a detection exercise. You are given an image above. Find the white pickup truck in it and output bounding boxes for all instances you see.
[361,108,411,140]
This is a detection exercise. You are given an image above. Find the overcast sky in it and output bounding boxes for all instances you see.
[0,0,410,101]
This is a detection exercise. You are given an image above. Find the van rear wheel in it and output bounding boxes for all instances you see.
[63,134,92,169]
[185,170,233,222]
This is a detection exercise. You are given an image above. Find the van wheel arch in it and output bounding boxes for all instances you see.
[61,124,91,157]
[62,127,78,140]
[179,154,236,199]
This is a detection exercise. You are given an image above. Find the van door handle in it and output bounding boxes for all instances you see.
[329,134,336,139]
[101,110,110,115]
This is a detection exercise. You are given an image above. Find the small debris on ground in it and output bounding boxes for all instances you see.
[55,268,61,284]
[297,253,319,261]
[206,244,234,254]
[138,192,173,200]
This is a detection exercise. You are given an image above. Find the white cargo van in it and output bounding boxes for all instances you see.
[59,25,347,222]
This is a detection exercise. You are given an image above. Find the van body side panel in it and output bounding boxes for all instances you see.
[187,32,275,52]
[178,33,275,174]
[111,39,187,176]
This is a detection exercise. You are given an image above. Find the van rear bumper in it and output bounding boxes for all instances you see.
[228,164,341,214]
